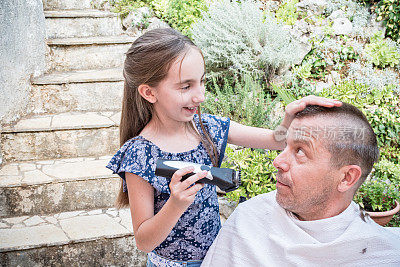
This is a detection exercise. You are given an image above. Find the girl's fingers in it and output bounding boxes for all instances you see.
[171,166,194,184]
[184,183,204,197]
[180,170,208,189]
[286,96,342,115]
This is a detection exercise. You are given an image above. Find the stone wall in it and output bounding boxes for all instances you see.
[0,0,46,125]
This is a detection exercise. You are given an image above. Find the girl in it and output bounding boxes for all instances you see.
[106,28,341,266]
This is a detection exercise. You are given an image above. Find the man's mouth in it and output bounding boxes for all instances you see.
[276,173,290,187]
[276,180,290,187]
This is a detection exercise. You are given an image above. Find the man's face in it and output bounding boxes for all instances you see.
[273,117,341,220]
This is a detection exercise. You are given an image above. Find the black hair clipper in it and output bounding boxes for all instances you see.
[155,159,241,192]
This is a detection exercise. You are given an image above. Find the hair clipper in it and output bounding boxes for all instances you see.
[155,159,241,192]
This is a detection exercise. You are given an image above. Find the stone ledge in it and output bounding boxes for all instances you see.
[2,111,121,133]
[44,9,117,18]
[0,156,116,187]
[32,68,123,85]
[47,35,135,46]
[0,235,147,266]
[0,208,132,252]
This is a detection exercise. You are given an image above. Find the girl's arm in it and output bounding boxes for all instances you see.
[125,167,207,252]
[228,95,342,150]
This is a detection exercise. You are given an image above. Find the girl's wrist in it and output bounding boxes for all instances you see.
[165,197,189,215]
[273,125,288,143]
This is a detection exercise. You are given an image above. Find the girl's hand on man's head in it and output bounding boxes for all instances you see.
[274,96,342,143]
[284,95,342,118]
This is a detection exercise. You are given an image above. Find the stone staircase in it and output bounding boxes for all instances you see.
[0,0,149,265]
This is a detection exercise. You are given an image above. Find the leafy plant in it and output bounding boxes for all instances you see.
[272,83,297,105]
[365,32,400,68]
[375,0,400,43]
[161,0,208,37]
[275,0,300,25]
[354,176,400,212]
[346,61,400,92]
[319,80,400,149]
[304,49,329,79]
[380,146,400,165]
[293,61,313,79]
[110,0,151,18]
[222,147,278,202]
[191,0,301,83]
[202,75,281,129]
[373,158,400,183]
[333,45,359,69]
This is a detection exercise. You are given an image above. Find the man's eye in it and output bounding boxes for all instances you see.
[296,148,305,156]
[181,85,190,90]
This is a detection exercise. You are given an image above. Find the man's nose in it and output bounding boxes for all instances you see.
[273,150,290,172]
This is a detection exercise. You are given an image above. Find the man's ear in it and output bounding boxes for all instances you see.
[138,84,157,103]
[337,165,362,193]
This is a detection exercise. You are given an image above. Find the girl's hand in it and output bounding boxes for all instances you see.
[168,167,207,211]
[275,96,342,141]
[285,95,341,118]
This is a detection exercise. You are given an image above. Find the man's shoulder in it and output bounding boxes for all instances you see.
[235,191,278,215]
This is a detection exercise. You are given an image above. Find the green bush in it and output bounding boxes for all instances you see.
[275,0,300,25]
[110,0,151,18]
[376,0,400,43]
[373,158,400,183]
[319,80,400,149]
[358,0,400,42]
[354,176,400,212]
[221,147,278,202]
[191,0,301,83]
[202,75,282,129]
[365,32,400,68]
[110,0,207,36]
[157,0,208,37]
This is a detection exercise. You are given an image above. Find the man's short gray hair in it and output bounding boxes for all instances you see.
[295,102,379,186]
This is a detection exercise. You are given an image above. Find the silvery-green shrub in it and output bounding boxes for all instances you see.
[191,0,301,82]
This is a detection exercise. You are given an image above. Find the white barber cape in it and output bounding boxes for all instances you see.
[202,191,400,267]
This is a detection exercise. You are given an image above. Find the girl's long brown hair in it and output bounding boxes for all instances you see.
[116,28,218,208]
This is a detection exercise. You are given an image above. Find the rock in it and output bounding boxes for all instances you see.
[368,13,386,36]
[262,0,280,12]
[292,41,312,66]
[296,0,327,16]
[146,17,170,31]
[332,18,353,35]
[218,197,237,220]
[325,74,334,86]
[122,7,153,36]
[294,19,311,35]
[315,81,330,92]
[328,10,346,21]
[330,71,340,84]
[91,0,112,11]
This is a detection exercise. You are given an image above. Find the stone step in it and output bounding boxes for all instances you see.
[44,10,123,39]
[43,0,93,11]
[46,36,134,72]
[0,208,147,266]
[32,67,123,84]
[0,156,120,218]
[30,68,123,114]
[1,111,121,162]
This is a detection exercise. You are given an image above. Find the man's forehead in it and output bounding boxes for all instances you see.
[288,117,366,144]
[288,118,326,141]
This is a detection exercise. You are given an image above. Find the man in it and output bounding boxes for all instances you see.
[202,103,400,266]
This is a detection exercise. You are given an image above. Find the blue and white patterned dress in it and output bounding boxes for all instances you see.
[106,114,230,261]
